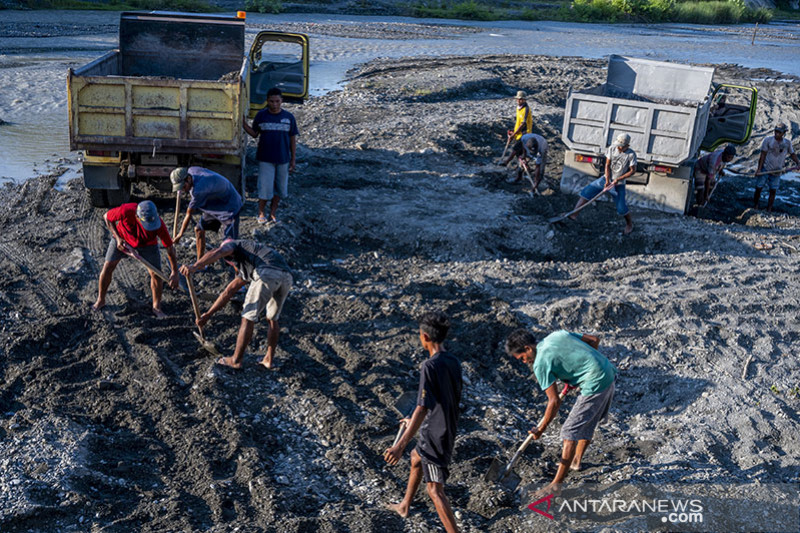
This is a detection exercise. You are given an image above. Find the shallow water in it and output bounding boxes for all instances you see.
[1,11,799,181]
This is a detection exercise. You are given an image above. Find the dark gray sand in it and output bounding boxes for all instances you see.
[1,54,799,532]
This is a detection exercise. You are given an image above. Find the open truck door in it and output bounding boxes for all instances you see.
[249,31,308,112]
[701,84,757,151]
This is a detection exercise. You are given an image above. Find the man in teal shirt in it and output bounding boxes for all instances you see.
[505,329,617,496]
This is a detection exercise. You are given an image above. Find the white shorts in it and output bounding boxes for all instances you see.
[258,162,289,200]
[241,269,293,322]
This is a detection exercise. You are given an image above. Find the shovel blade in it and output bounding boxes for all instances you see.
[484,457,522,491]
[193,331,221,357]
[484,457,504,483]
[393,391,417,418]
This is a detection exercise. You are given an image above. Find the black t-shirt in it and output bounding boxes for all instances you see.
[416,351,463,467]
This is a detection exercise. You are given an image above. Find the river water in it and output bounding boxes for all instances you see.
[0,10,798,181]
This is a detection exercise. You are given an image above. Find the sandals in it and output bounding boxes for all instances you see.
[257,215,268,225]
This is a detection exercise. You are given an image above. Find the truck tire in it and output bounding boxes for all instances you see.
[88,183,131,208]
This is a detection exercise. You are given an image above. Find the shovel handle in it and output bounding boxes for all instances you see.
[173,191,181,238]
[391,420,408,448]
[127,248,170,283]
[185,273,205,338]
[508,385,571,469]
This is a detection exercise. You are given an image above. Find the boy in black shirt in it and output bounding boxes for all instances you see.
[384,312,462,533]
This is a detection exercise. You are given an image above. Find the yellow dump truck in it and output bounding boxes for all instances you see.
[68,11,308,207]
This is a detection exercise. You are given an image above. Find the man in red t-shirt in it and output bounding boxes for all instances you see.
[92,201,179,318]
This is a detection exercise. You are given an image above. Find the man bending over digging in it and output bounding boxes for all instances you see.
[180,239,292,370]
[384,312,463,533]
[505,329,617,497]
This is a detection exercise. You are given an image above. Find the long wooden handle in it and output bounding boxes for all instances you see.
[173,191,181,238]
[504,386,570,474]
[391,420,408,448]
[127,249,170,282]
[185,273,202,322]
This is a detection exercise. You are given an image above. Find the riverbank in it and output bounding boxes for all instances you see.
[1,0,785,24]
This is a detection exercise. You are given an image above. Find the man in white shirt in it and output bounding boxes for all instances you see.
[755,123,800,212]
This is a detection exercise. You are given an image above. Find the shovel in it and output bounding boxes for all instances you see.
[497,135,513,163]
[125,246,171,284]
[485,384,570,490]
[390,391,417,447]
[184,272,222,357]
[173,191,181,238]
[548,182,615,224]
[520,160,540,197]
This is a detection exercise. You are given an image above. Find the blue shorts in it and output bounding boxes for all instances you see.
[104,239,161,268]
[196,212,240,240]
[755,172,781,191]
[580,177,629,217]
[258,161,289,199]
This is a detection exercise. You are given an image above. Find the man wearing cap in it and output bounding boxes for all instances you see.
[171,166,243,261]
[570,133,636,235]
[755,123,800,212]
[500,132,548,192]
[180,239,292,371]
[92,201,179,318]
[508,91,533,142]
[694,145,736,206]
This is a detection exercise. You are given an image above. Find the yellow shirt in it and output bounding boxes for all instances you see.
[514,105,532,140]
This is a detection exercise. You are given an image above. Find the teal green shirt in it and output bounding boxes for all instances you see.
[533,330,617,396]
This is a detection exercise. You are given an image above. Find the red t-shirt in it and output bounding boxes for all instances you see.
[106,203,173,249]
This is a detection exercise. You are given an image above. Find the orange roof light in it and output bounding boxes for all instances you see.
[237,11,246,19]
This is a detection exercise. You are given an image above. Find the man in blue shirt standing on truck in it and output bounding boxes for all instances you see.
[505,328,617,498]
[244,87,299,225]
[171,166,243,261]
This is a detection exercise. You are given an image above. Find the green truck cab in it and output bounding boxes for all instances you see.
[67,11,308,207]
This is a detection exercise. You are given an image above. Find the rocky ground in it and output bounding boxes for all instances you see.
[1,54,800,532]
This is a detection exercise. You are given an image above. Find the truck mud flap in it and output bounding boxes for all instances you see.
[83,164,122,190]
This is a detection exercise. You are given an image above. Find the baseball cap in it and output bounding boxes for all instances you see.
[136,201,161,232]
[775,122,788,133]
[515,90,527,99]
[170,167,189,193]
[614,133,631,146]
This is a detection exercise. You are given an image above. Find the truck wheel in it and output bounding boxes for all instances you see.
[87,183,131,208]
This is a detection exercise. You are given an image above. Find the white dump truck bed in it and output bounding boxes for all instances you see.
[561,55,714,166]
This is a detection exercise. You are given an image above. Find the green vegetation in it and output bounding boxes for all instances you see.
[410,0,500,20]
[11,0,214,10]
[412,0,775,23]
[245,0,284,13]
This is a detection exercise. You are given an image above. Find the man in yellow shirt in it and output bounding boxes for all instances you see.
[508,90,532,141]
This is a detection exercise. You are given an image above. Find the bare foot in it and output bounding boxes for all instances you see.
[531,483,561,501]
[386,502,409,518]
[257,359,273,370]
[623,223,634,235]
[91,301,105,311]
[152,307,167,319]
[570,460,582,472]
[215,356,242,370]
[568,214,578,221]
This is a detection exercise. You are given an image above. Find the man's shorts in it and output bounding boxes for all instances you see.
[694,169,711,190]
[241,268,293,322]
[560,380,615,441]
[258,161,290,200]
[755,171,781,191]
[104,239,161,269]
[196,211,240,240]
[419,454,450,485]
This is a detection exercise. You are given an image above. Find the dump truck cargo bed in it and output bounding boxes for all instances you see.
[67,12,247,155]
[561,55,714,166]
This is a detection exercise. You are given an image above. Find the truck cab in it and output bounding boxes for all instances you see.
[68,11,309,207]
